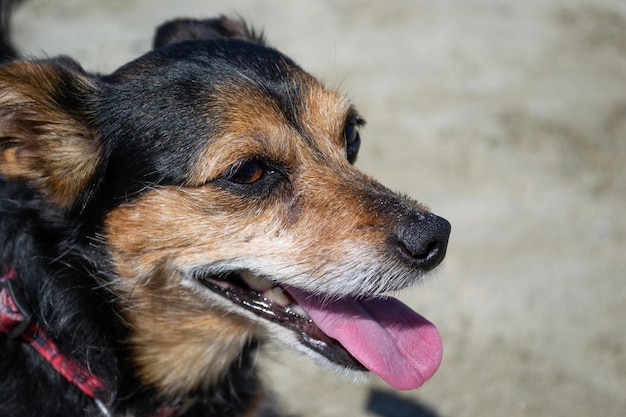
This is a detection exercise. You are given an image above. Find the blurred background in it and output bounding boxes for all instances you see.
[12,0,625,416]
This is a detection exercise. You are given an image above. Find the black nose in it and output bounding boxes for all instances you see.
[394,213,451,270]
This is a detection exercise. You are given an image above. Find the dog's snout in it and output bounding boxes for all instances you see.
[395,213,451,271]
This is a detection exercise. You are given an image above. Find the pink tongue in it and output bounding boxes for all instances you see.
[285,287,442,390]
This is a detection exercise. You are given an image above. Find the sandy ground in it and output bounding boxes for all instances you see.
[11,0,626,416]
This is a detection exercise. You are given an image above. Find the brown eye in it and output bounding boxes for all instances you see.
[230,159,266,184]
[217,157,285,196]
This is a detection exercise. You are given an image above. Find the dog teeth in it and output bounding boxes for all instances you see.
[287,304,310,319]
[237,271,309,319]
[263,287,290,307]
[240,270,274,292]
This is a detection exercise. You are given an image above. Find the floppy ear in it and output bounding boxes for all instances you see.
[153,15,266,49]
[0,57,102,208]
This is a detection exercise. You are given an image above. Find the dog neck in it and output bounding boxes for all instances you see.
[0,264,184,417]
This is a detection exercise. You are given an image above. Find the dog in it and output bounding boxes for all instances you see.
[0,2,451,416]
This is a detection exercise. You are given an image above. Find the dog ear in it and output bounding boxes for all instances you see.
[0,58,102,208]
[153,16,266,49]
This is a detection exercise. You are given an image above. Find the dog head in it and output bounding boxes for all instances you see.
[0,17,450,396]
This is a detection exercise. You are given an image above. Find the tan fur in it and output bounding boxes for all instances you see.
[189,83,298,186]
[0,61,101,207]
[105,189,266,395]
[123,270,260,396]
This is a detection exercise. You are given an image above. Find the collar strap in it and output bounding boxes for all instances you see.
[0,266,112,405]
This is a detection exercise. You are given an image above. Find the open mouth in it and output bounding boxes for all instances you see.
[198,271,366,371]
[197,270,443,390]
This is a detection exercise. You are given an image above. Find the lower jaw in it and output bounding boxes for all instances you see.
[197,274,367,372]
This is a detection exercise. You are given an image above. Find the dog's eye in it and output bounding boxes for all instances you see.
[230,159,266,184]
[216,158,285,197]
[344,122,362,164]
